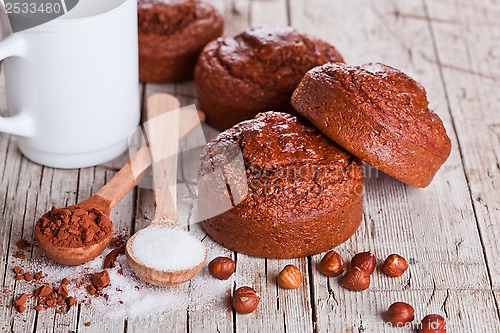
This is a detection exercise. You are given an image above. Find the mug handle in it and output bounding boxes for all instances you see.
[0,34,34,137]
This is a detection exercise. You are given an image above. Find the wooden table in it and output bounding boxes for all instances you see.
[1,0,499,332]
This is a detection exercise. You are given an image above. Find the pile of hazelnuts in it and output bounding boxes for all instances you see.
[319,250,446,332]
[206,252,446,332]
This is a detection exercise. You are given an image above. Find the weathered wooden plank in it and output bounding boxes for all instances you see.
[176,55,236,332]
[0,0,498,332]
[60,83,144,333]
[75,167,135,333]
[1,156,43,333]
[222,0,250,35]
[183,185,234,333]
[0,67,28,333]
[29,83,140,333]
[22,166,79,333]
[124,83,189,333]
[423,0,500,290]
[290,0,497,331]
[0,70,140,333]
[250,0,289,27]
[306,288,499,332]
[291,0,488,287]
[231,1,316,333]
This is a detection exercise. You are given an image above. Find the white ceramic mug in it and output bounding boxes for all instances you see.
[0,0,140,168]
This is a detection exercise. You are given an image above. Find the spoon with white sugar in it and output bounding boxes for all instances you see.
[126,94,207,286]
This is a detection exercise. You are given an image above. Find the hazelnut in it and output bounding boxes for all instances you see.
[385,302,415,326]
[319,250,345,277]
[381,254,409,277]
[208,257,236,280]
[420,314,446,333]
[277,265,302,289]
[351,251,376,275]
[232,286,260,314]
[339,266,370,291]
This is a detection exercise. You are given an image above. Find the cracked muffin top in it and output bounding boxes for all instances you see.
[291,62,452,187]
[138,0,223,50]
[210,26,343,92]
[194,27,344,130]
[199,112,363,219]
[197,112,364,258]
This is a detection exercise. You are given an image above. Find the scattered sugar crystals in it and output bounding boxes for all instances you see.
[23,235,231,319]
[130,224,207,271]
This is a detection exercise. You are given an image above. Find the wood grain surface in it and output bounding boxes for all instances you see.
[0,0,498,332]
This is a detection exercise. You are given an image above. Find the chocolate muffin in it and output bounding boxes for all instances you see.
[138,0,224,82]
[198,112,364,259]
[194,27,344,131]
[291,63,452,188]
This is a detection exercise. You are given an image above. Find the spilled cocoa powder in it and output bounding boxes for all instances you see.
[87,270,111,297]
[16,239,31,249]
[103,245,125,269]
[13,251,26,259]
[11,266,77,313]
[35,205,113,248]
[13,266,43,283]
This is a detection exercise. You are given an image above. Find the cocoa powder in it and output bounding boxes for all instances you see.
[35,205,113,248]
[35,285,52,298]
[11,267,77,313]
[13,251,26,259]
[92,271,110,291]
[15,294,28,308]
[103,245,125,269]
[16,239,31,249]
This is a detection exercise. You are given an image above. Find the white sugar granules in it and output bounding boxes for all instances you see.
[28,236,231,319]
[130,225,206,271]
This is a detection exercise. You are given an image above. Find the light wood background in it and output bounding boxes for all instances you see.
[1,0,499,332]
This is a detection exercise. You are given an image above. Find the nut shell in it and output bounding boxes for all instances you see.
[339,266,370,291]
[385,302,415,326]
[319,250,345,277]
[208,257,236,280]
[420,314,446,333]
[351,251,376,275]
[277,265,302,289]
[232,286,260,314]
[382,254,409,277]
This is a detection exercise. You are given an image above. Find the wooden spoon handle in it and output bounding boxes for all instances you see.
[144,94,180,222]
[95,94,205,210]
[94,145,151,209]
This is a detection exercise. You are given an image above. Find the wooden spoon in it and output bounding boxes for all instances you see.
[126,95,207,286]
[34,94,205,266]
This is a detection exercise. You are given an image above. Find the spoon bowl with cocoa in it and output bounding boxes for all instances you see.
[34,94,205,266]
[34,148,151,266]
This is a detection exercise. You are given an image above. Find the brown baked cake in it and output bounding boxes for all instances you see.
[198,112,364,259]
[138,0,224,83]
[194,27,344,131]
[291,63,452,188]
